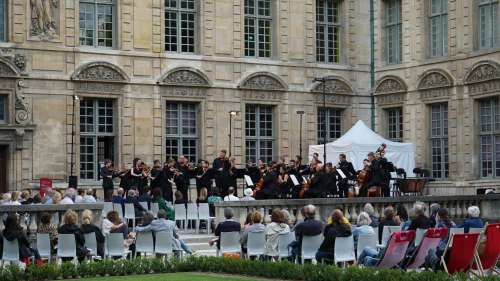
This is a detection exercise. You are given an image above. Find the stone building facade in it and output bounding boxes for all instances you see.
[0,0,497,195]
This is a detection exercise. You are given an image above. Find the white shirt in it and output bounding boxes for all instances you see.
[82,195,97,203]
[60,196,74,204]
[224,194,240,201]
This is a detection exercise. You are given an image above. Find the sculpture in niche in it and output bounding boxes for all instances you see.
[418,72,451,90]
[465,63,500,84]
[240,73,286,91]
[30,0,59,39]
[15,80,31,125]
[375,77,406,94]
[73,64,128,83]
[161,69,210,87]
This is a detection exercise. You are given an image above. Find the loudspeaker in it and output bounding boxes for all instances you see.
[68,176,78,189]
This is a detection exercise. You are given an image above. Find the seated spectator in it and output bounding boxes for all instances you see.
[151,188,175,220]
[224,187,239,201]
[408,203,432,231]
[37,212,58,254]
[316,209,352,263]
[243,212,254,230]
[240,211,265,253]
[112,188,125,205]
[377,206,399,244]
[429,203,441,227]
[352,212,375,251]
[106,210,135,252]
[395,205,411,230]
[75,189,84,203]
[135,209,192,255]
[241,188,255,201]
[60,189,75,204]
[138,186,151,204]
[264,209,290,260]
[281,209,294,228]
[138,212,155,228]
[364,203,379,228]
[80,209,105,258]
[174,190,187,205]
[210,208,241,249]
[42,189,54,204]
[9,191,21,205]
[0,193,11,205]
[58,210,88,261]
[2,213,42,265]
[33,193,42,204]
[20,190,33,205]
[197,187,208,204]
[291,205,323,259]
[436,208,456,229]
[124,189,146,217]
[52,191,62,204]
[461,206,483,233]
[82,189,97,203]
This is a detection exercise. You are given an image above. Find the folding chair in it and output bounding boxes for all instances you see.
[113,203,124,219]
[379,225,402,247]
[441,232,481,275]
[106,233,130,259]
[37,233,52,263]
[377,230,416,269]
[414,228,427,247]
[139,201,149,212]
[57,234,78,264]
[124,203,136,230]
[472,223,500,276]
[1,238,19,266]
[84,232,100,260]
[334,235,356,267]
[150,202,159,218]
[198,203,212,234]
[469,227,484,234]
[186,203,199,232]
[102,202,113,218]
[356,233,377,260]
[278,232,295,260]
[247,231,266,259]
[218,231,241,256]
[406,228,448,269]
[448,227,464,235]
[174,204,187,230]
[301,234,323,264]
[154,231,173,257]
[135,231,155,258]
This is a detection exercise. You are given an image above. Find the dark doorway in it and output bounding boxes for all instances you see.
[0,146,7,194]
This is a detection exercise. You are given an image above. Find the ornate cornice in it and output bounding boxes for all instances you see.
[239,72,287,91]
[72,62,129,83]
[158,67,210,87]
[374,76,407,95]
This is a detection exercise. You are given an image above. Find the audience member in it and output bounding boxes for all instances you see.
[61,188,76,204]
[377,206,399,244]
[2,213,42,265]
[9,191,21,205]
[461,206,483,233]
[291,205,323,259]
[75,189,84,203]
[429,203,441,227]
[197,187,208,204]
[152,188,175,220]
[37,212,58,254]
[241,188,255,201]
[408,203,432,231]
[52,191,62,204]
[174,190,188,205]
[211,208,241,249]
[112,188,125,205]
[20,190,33,205]
[435,208,456,229]
[224,187,239,201]
[124,189,147,217]
[352,212,375,251]
[316,209,352,263]
[82,189,97,203]
[58,210,88,261]
[80,209,105,258]
[264,209,290,260]
[240,211,265,253]
[138,186,151,204]
[363,203,379,227]
[395,205,411,230]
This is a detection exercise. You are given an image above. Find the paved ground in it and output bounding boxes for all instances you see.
[179,230,217,256]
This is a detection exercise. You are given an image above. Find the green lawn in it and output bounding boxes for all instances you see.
[76,272,270,281]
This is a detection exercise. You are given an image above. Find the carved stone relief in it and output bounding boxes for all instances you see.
[15,80,31,125]
[376,93,406,105]
[72,63,128,83]
[240,73,286,91]
[312,78,353,94]
[375,77,407,94]
[30,0,59,40]
[418,72,451,90]
[465,63,500,84]
[241,91,283,101]
[160,69,210,87]
[420,88,451,100]
[75,82,125,93]
[468,80,500,96]
[314,93,352,105]
[161,87,208,98]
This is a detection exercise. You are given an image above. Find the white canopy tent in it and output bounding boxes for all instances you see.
[308,120,416,176]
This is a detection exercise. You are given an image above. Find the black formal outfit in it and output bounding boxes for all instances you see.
[246,165,261,186]
[213,157,230,196]
[158,168,174,202]
[308,171,329,198]
[408,215,433,231]
[337,160,356,198]
[149,167,163,190]
[130,168,148,195]
[196,167,214,196]
[58,224,88,261]
[261,170,279,199]
[377,218,399,244]
[174,164,194,201]
[316,223,352,263]
[379,158,394,197]
[100,166,117,202]
[214,220,241,249]
[278,173,291,199]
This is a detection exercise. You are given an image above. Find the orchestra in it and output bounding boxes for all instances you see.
[102,145,400,202]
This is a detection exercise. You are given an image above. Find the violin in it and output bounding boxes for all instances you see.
[253,178,264,197]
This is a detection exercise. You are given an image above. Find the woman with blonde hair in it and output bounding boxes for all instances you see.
[80,209,105,258]
[58,209,88,261]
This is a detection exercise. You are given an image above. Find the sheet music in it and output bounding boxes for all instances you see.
[337,169,347,179]
[302,176,308,183]
[244,175,254,187]
[290,174,300,186]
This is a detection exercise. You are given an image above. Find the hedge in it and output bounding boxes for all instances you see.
[0,256,498,281]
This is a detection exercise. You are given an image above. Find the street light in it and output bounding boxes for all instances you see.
[228,110,239,157]
[313,77,328,167]
[296,110,305,159]
[69,95,79,188]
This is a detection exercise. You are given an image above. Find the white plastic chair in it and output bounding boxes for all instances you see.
[469,227,484,234]
[174,204,187,230]
[198,203,212,234]
[57,234,77,263]
[356,233,377,260]
[379,225,402,247]
[154,231,173,256]
[219,231,241,255]
[102,202,113,218]
[84,232,99,260]
[113,203,124,219]
[52,212,60,226]
[278,232,295,260]
[139,201,149,212]
[37,233,52,263]
[186,203,199,232]
[301,234,323,264]
[247,231,266,258]
[135,231,154,258]
[106,233,130,259]
[1,238,19,266]
[150,202,159,218]
[124,203,136,230]
[334,235,356,266]
[414,228,427,247]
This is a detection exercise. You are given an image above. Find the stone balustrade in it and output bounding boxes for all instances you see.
[214,194,500,225]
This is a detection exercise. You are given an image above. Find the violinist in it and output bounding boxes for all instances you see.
[196,160,213,197]
[213,150,229,196]
[367,151,384,196]
[337,154,356,198]
[130,158,148,195]
[175,155,194,201]
[245,160,261,186]
[277,164,291,199]
[159,160,175,202]
[100,159,120,202]
[378,148,395,197]
[261,162,279,199]
[149,160,163,190]
[225,157,238,196]
[306,164,326,198]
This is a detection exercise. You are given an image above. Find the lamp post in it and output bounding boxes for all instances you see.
[228,110,239,157]
[296,110,305,159]
[69,95,79,188]
[314,77,328,167]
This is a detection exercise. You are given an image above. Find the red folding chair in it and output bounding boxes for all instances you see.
[441,232,481,275]
[377,230,416,269]
[472,223,500,276]
[406,228,448,269]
